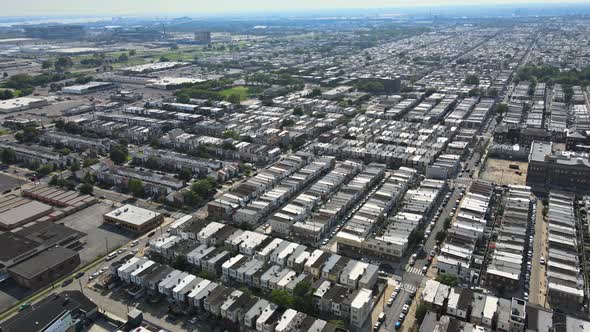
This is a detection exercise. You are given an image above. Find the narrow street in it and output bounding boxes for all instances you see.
[529,199,549,308]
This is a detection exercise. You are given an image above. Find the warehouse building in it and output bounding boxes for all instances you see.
[61,81,114,95]
[8,246,80,288]
[0,200,54,230]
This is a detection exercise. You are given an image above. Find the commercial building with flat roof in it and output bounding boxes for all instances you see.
[61,81,113,95]
[0,97,49,113]
[527,141,590,192]
[103,204,163,233]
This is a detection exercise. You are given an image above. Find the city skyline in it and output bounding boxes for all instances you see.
[1,0,589,17]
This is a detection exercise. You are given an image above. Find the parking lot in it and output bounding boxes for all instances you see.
[59,202,137,264]
[0,173,22,193]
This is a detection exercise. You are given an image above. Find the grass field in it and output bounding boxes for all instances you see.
[220,86,249,100]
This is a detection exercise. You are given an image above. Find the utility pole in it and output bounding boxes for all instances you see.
[105,236,109,254]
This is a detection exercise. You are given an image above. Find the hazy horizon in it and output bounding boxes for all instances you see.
[1,0,590,17]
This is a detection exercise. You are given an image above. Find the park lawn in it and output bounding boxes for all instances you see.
[219,86,249,100]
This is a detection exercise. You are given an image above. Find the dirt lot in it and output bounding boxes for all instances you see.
[479,158,528,186]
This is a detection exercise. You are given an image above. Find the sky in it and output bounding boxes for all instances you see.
[1,0,589,17]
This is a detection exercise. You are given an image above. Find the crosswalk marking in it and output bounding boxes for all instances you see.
[403,284,417,293]
[404,265,422,275]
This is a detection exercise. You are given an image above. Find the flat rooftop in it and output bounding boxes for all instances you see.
[104,204,161,226]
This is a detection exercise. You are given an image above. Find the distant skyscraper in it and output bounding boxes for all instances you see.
[194,31,212,45]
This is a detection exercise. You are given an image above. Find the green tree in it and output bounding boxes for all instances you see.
[129,50,136,56]
[415,302,432,325]
[128,178,144,197]
[192,179,213,198]
[436,273,459,286]
[37,164,54,176]
[83,158,99,167]
[444,217,452,230]
[118,53,129,62]
[176,94,190,104]
[227,93,241,105]
[2,72,7,78]
[281,118,295,128]
[468,87,481,97]
[223,130,240,140]
[197,270,216,280]
[464,74,480,85]
[410,230,425,244]
[183,190,201,206]
[270,289,293,308]
[69,160,80,172]
[1,89,14,100]
[1,148,16,164]
[55,56,73,71]
[178,168,192,182]
[172,256,190,271]
[149,138,160,148]
[79,183,93,195]
[15,126,40,143]
[435,231,447,243]
[109,145,128,165]
[425,87,437,97]
[170,44,179,50]
[293,281,314,314]
[41,60,53,69]
[496,103,508,115]
[293,107,304,116]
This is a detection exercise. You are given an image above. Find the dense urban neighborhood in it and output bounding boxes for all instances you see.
[0,3,590,332]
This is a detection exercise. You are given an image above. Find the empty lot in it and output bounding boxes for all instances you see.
[479,158,528,186]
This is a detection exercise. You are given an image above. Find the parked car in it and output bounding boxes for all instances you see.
[402,304,410,314]
[166,315,177,323]
[74,272,85,279]
[373,321,381,331]
[62,278,73,287]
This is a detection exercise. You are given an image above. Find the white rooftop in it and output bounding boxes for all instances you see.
[104,204,161,226]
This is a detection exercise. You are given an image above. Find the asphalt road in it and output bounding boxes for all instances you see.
[378,283,413,332]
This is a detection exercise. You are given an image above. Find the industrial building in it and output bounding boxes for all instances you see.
[61,81,114,95]
[0,97,49,113]
[8,246,80,288]
[194,31,212,44]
